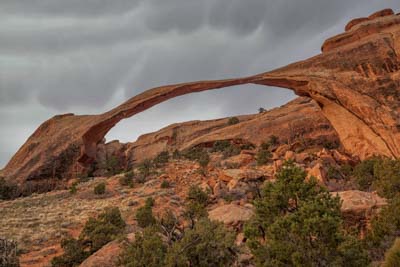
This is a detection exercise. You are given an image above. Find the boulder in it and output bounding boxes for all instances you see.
[208,204,254,225]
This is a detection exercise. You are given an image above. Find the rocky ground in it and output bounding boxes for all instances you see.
[0,143,387,267]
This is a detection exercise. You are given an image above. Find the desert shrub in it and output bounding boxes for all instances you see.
[106,155,122,176]
[383,238,400,267]
[53,207,125,266]
[94,182,106,195]
[51,238,89,267]
[198,152,210,168]
[340,164,353,178]
[0,178,19,200]
[165,218,237,267]
[183,147,206,161]
[352,158,400,198]
[245,161,369,266]
[327,165,343,180]
[119,227,167,267]
[240,143,256,150]
[69,182,78,195]
[256,149,272,166]
[353,158,380,191]
[321,139,340,149]
[184,185,209,228]
[137,159,153,181]
[212,140,240,158]
[119,171,135,187]
[187,185,208,205]
[365,195,400,261]
[227,117,240,125]
[268,135,279,146]
[160,180,170,188]
[258,107,266,113]
[172,149,181,159]
[212,140,231,152]
[153,151,169,166]
[80,207,126,253]
[136,200,156,228]
[372,159,400,199]
[145,197,155,207]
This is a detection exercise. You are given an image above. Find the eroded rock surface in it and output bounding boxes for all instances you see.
[2,9,400,187]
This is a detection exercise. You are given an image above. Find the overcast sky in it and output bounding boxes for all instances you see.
[1,1,399,168]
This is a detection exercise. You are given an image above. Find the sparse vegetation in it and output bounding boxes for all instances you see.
[258,107,266,113]
[106,155,122,176]
[212,140,240,158]
[69,182,78,195]
[119,227,167,267]
[94,182,106,195]
[365,195,400,261]
[256,148,272,166]
[0,177,19,200]
[184,185,209,228]
[245,161,369,266]
[120,185,236,267]
[165,218,237,267]
[137,159,153,182]
[119,171,134,187]
[52,207,125,267]
[153,151,169,166]
[160,180,170,188]
[227,117,240,125]
[383,238,400,267]
[135,200,156,228]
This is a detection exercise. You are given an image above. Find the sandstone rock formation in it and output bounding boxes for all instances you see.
[1,9,400,187]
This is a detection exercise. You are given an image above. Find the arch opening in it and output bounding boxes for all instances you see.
[104,84,295,145]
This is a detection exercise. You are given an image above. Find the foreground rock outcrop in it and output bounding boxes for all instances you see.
[1,9,400,188]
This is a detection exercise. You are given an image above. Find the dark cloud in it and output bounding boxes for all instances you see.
[0,0,399,167]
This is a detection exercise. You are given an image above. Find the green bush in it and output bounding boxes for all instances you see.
[136,203,156,228]
[51,238,89,267]
[212,140,232,152]
[172,149,181,159]
[383,238,400,267]
[184,186,209,228]
[352,158,400,198]
[94,182,106,195]
[106,155,122,176]
[0,177,19,200]
[52,207,125,266]
[256,149,272,166]
[69,183,78,195]
[160,180,170,188]
[153,151,169,166]
[353,158,380,191]
[137,159,153,180]
[212,140,240,158]
[365,195,400,261]
[327,166,343,180]
[145,197,155,207]
[80,207,126,253]
[227,117,240,125]
[245,161,370,266]
[165,218,237,267]
[119,227,167,267]
[119,171,135,187]
[198,152,210,168]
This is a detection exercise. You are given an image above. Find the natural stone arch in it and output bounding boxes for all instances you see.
[2,9,400,185]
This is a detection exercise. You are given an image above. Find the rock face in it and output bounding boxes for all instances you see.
[1,9,400,186]
[208,204,254,226]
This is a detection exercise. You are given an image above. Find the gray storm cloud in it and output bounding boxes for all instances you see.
[1,0,400,167]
